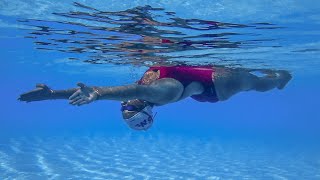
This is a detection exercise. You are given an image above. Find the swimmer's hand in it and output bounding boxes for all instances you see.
[69,82,99,106]
[18,84,54,102]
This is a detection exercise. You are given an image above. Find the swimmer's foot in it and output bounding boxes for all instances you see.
[277,70,292,90]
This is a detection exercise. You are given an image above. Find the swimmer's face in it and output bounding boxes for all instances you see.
[121,99,147,119]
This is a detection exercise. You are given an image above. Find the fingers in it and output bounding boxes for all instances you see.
[77,82,86,89]
[36,84,49,89]
[70,98,86,105]
[69,93,90,106]
[18,94,27,101]
[69,91,80,100]
[69,82,92,106]
[18,88,43,102]
[21,88,42,95]
[70,97,88,106]
[69,96,82,104]
[17,97,26,102]
[78,101,88,106]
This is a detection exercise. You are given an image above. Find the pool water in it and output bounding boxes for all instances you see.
[1,0,320,179]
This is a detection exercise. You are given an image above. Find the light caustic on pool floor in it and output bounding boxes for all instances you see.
[0,135,319,179]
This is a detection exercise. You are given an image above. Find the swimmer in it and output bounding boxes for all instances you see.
[18,65,292,130]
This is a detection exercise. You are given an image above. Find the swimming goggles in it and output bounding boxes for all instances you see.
[120,105,141,112]
[121,102,156,117]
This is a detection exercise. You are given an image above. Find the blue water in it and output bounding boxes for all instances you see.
[1,0,320,179]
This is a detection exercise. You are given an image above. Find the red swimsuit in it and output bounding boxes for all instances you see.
[138,66,219,103]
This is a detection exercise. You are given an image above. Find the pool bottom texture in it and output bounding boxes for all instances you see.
[0,134,319,179]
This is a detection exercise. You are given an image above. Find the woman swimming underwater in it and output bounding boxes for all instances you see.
[19,65,291,130]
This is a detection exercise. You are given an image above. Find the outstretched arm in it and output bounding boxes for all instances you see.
[19,78,185,106]
[70,78,184,106]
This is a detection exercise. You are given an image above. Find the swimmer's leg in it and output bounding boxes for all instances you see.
[249,70,292,91]
[213,69,292,101]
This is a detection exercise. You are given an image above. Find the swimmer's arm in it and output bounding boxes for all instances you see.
[20,78,185,105]
[51,88,79,99]
[95,79,184,105]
